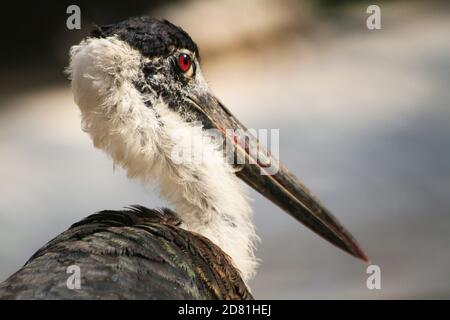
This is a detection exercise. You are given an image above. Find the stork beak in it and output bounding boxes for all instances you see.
[186,91,369,262]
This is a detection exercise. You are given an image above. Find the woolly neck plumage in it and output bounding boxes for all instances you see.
[68,36,258,282]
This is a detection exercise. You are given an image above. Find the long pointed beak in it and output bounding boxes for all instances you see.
[186,91,369,262]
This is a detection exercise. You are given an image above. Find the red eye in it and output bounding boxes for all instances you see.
[177,53,192,73]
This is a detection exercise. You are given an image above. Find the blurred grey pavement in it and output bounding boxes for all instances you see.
[1,1,449,298]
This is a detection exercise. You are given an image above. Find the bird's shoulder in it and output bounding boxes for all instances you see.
[0,206,252,300]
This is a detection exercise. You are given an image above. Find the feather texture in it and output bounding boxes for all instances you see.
[0,207,252,300]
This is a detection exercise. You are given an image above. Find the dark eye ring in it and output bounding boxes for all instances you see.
[177,53,193,76]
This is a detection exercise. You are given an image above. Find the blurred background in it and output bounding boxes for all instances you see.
[1,0,449,299]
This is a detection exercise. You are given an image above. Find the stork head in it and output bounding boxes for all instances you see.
[69,17,368,267]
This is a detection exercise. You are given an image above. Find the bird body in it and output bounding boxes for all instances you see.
[0,17,367,300]
[0,206,251,299]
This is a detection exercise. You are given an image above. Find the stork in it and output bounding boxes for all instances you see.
[0,17,368,300]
